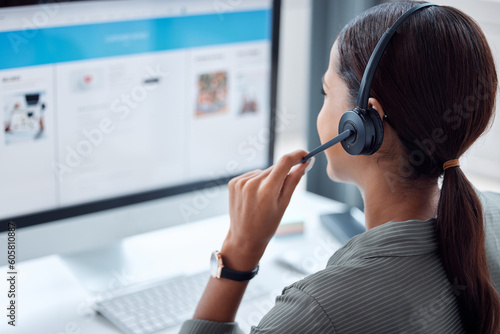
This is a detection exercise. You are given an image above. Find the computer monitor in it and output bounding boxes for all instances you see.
[0,0,280,267]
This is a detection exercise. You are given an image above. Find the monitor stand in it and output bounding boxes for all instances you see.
[60,234,211,295]
[60,241,134,293]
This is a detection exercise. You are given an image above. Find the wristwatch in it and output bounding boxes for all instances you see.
[210,251,259,282]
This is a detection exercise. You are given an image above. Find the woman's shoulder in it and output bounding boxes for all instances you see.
[292,250,445,300]
[286,252,461,333]
[476,189,500,291]
[477,189,500,218]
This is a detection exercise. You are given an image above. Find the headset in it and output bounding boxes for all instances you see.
[301,3,437,164]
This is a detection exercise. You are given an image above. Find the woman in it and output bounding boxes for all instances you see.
[180,1,500,333]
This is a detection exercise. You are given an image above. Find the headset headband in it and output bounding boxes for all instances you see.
[357,3,437,110]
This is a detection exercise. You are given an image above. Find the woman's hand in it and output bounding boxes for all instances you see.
[191,150,311,323]
[221,150,311,271]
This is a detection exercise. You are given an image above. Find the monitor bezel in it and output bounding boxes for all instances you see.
[0,0,281,231]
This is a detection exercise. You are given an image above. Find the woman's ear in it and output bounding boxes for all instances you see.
[368,98,386,121]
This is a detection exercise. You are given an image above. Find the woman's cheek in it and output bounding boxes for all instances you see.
[316,109,327,144]
[317,105,342,181]
[316,107,336,145]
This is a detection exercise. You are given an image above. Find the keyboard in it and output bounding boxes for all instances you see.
[94,271,267,334]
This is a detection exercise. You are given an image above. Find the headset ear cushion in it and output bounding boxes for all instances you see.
[366,107,384,155]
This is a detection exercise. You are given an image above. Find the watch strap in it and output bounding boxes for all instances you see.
[220,265,259,282]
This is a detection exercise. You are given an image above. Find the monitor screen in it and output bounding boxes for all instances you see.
[0,0,279,230]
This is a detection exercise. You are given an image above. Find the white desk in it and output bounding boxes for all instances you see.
[0,191,346,334]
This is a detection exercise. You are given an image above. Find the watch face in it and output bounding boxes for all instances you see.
[210,252,218,277]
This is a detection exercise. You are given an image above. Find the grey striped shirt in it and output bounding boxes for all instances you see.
[180,191,500,333]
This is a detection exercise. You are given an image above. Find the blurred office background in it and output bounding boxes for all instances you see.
[277,0,500,209]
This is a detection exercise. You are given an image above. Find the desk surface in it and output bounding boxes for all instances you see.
[0,191,346,334]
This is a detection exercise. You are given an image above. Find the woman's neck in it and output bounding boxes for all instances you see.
[360,178,440,230]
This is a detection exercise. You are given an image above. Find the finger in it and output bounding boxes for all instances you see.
[228,169,261,191]
[253,165,274,180]
[239,169,262,179]
[278,160,309,206]
[229,169,261,185]
[266,150,308,191]
[232,170,262,189]
[228,170,262,210]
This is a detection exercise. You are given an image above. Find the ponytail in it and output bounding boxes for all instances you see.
[437,166,500,333]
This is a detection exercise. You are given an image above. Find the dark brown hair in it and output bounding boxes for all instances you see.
[337,1,499,333]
